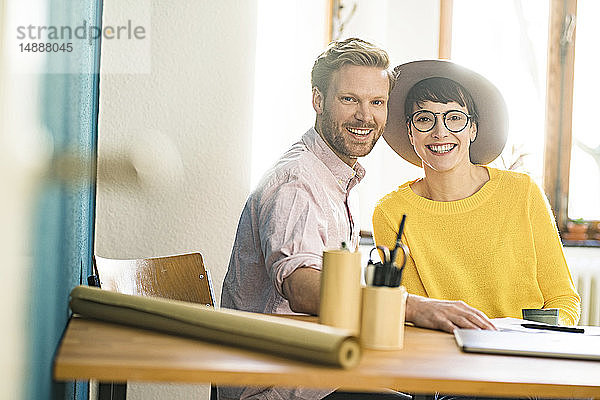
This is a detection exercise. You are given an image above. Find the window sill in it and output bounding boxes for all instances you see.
[562,239,600,248]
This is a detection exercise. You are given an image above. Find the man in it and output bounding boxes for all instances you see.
[220,38,494,400]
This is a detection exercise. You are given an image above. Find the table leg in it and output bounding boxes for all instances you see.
[98,382,127,400]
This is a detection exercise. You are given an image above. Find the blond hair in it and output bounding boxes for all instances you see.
[311,37,395,96]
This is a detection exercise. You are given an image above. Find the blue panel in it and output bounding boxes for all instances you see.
[25,0,102,399]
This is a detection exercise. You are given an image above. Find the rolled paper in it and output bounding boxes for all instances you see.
[69,285,361,369]
[361,286,407,350]
[319,248,362,334]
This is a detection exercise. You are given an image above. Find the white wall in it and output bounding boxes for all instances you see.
[95,0,258,398]
[96,0,258,302]
[250,0,328,188]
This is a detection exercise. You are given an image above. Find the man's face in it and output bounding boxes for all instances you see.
[313,64,390,166]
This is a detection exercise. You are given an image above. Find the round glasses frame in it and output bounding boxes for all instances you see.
[408,110,472,133]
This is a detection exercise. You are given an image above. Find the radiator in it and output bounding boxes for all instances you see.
[565,247,600,326]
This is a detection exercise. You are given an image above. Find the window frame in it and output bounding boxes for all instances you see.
[543,0,577,232]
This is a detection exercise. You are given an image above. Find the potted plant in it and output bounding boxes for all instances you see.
[591,221,600,241]
[564,218,589,241]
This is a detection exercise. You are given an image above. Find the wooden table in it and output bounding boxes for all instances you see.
[54,316,600,398]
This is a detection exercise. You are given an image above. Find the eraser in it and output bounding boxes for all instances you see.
[522,308,559,325]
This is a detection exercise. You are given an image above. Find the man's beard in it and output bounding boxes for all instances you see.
[320,109,381,160]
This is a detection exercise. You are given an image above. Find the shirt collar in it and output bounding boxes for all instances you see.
[302,127,366,191]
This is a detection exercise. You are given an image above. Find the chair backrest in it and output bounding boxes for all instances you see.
[94,252,215,307]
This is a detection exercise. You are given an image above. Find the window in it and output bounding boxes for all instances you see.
[448,0,599,245]
[451,0,549,184]
[544,0,600,243]
[568,0,600,222]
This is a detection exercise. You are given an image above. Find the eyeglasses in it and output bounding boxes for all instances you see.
[408,110,471,133]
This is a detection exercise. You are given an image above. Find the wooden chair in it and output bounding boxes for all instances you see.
[94,252,215,306]
[93,252,216,400]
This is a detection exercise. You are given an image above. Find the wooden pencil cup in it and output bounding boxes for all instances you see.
[319,249,362,335]
[360,286,407,350]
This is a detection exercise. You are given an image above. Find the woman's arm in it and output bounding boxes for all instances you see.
[528,180,581,325]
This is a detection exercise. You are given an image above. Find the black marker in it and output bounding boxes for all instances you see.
[521,323,584,334]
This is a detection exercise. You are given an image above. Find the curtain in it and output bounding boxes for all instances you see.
[26,0,102,399]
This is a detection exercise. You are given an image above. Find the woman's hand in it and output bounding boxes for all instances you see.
[405,294,497,333]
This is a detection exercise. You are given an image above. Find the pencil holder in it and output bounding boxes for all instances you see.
[319,248,362,335]
[360,286,407,350]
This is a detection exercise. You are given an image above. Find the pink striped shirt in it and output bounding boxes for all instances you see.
[222,127,364,315]
[219,128,365,400]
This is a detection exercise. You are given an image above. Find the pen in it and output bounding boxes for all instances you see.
[388,214,407,287]
[389,214,407,264]
[521,323,584,334]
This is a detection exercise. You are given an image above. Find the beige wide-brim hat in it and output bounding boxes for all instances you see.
[384,59,509,166]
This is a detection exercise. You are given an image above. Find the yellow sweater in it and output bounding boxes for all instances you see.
[372,167,580,326]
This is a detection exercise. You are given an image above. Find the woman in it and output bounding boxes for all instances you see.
[373,60,580,326]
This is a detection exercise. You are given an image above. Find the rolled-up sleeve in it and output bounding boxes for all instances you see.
[258,179,329,298]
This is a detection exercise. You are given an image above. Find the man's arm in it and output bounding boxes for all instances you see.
[281,266,497,332]
[258,179,325,314]
[282,267,321,315]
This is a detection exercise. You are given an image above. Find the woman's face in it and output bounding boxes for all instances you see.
[407,100,477,173]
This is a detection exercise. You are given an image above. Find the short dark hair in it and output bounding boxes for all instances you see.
[403,77,479,125]
[311,37,395,97]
